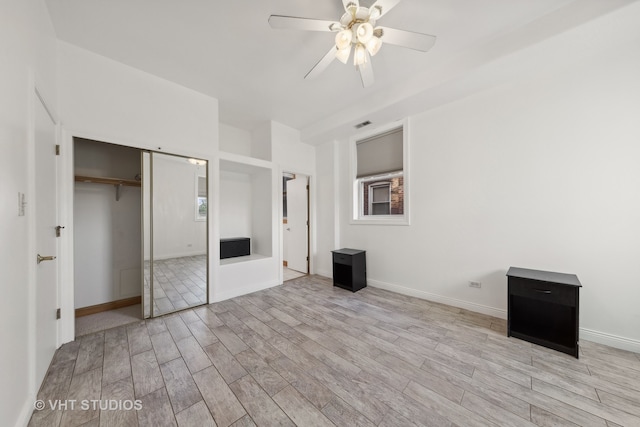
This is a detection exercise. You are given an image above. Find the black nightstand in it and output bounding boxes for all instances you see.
[507,267,581,358]
[331,248,366,292]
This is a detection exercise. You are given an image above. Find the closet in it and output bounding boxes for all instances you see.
[74,139,143,316]
[73,138,209,320]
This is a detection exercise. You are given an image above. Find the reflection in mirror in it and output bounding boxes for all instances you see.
[143,152,208,317]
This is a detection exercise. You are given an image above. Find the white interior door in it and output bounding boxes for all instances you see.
[285,175,308,273]
[34,93,58,387]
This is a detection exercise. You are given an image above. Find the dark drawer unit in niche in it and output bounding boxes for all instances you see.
[507,267,582,358]
[331,248,366,292]
[220,238,250,259]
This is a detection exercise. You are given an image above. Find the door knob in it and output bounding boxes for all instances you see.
[37,254,56,264]
[286,228,291,231]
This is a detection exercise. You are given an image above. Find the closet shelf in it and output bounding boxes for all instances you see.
[75,175,141,201]
[75,175,141,187]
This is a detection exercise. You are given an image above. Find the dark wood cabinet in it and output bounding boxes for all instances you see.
[332,249,366,292]
[507,267,581,358]
[220,238,250,259]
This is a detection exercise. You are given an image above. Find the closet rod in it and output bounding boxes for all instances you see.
[74,175,141,187]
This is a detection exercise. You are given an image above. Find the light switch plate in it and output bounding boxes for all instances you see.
[18,192,26,216]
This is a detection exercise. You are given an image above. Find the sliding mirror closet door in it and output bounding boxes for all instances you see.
[143,152,208,318]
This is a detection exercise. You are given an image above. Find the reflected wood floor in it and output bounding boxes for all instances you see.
[144,255,208,317]
[30,275,640,426]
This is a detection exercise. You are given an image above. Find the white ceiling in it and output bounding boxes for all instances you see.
[44,0,629,143]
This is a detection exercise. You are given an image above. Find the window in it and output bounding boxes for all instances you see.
[369,182,391,215]
[352,120,409,224]
[196,175,207,221]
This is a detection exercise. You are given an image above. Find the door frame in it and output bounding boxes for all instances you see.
[280,169,314,283]
[57,128,214,343]
[58,128,156,343]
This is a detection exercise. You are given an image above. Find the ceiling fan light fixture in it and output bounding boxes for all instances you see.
[345,1,359,15]
[354,43,367,66]
[268,1,437,88]
[356,22,373,43]
[335,46,351,64]
[335,29,353,50]
[354,7,370,21]
[366,36,382,56]
[369,6,382,20]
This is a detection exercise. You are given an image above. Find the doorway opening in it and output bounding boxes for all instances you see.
[283,172,309,281]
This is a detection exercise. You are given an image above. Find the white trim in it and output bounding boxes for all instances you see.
[58,129,76,344]
[17,396,37,427]
[579,328,640,354]
[366,278,508,319]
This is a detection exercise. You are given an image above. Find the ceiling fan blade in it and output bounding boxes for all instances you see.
[305,47,338,80]
[268,15,340,32]
[342,0,359,13]
[358,54,374,88]
[376,26,436,52]
[370,0,402,18]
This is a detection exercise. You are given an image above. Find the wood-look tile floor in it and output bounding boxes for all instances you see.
[283,267,307,282]
[30,275,640,426]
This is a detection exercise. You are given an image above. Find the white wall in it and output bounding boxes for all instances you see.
[74,184,142,307]
[0,0,58,425]
[318,21,640,351]
[58,41,218,157]
[314,141,338,277]
[220,123,251,156]
[272,121,315,175]
[251,169,274,257]
[220,171,252,238]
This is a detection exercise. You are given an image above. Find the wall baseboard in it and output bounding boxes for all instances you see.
[579,327,640,354]
[367,278,508,319]
[75,296,141,317]
[315,269,332,278]
[17,392,36,427]
[151,251,207,261]
[212,280,280,303]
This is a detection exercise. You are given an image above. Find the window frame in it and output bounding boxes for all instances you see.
[350,118,410,226]
[195,174,207,222]
[368,181,391,215]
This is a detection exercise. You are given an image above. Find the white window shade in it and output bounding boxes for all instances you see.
[356,127,403,178]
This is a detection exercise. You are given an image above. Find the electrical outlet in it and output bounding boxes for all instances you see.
[469,281,482,289]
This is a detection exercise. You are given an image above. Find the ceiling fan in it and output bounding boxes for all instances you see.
[268,0,436,88]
